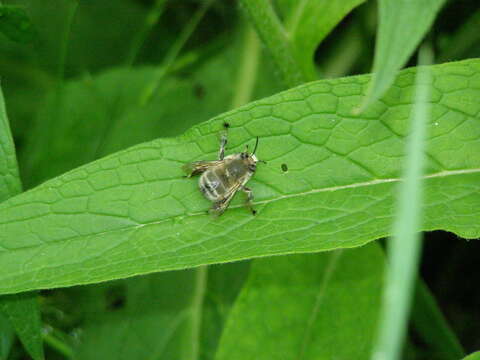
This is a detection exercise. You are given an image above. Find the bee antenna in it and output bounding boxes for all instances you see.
[252,136,259,155]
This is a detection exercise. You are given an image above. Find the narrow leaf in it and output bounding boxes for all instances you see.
[0,85,44,359]
[0,85,21,199]
[361,0,446,110]
[277,0,365,79]
[216,243,384,359]
[438,10,480,63]
[411,280,465,360]
[371,45,432,360]
[0,294,44,360]
[0,59,479,295]
[0,313,14,360]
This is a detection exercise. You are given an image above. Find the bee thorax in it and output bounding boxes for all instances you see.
[225,159,250,179]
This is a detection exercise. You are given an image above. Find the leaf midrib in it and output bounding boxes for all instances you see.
[1,167,479,254]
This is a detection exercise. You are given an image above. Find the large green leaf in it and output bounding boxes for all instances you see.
[7,0,149,74]
[72,263,249,360]
[463,352,480,360]
[0,86,44,360]
[216,243,384,359]
[0,59,479,295]
[361,0,446,109]
[74,271,199,360]
[200,262,250,360]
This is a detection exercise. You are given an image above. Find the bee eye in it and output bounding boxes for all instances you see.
[241,152,248,159]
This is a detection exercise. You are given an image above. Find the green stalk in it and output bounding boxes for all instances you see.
[371,44,433,360]
[125,0,168,66]
[42,330,73,360]
[139,0,215,106]
[239,0,308,87]
[188,266,207,360]
[57,1,79,82]
[230,25,261,109]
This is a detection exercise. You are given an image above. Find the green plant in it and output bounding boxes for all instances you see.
[0,1,479,359]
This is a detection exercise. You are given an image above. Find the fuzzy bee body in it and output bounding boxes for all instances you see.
[199,154,256,201]
[183,124,263,216]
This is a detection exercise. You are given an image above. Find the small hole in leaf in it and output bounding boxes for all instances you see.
[281,163,288,172]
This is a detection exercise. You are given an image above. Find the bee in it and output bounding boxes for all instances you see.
[183,122,265,216]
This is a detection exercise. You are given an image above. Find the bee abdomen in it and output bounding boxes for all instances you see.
[199,172,225,201]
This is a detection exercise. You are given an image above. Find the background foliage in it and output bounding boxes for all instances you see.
[0,0,479,359]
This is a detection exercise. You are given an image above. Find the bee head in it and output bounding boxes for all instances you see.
[242,137,266,168]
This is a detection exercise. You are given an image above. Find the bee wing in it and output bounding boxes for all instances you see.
[209,182,242,217]
[182,160,221,177]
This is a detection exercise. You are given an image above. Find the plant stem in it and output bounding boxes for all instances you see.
[239,0,308,87]
[57,1,78,83]
[125,0,168,66]
[189,266,207,360]
[230,25,261,109]
[139,0,215,106]
[42,330,74,359]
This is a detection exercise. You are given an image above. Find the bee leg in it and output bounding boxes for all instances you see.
[218,123,229,160]
[242,186,256,215]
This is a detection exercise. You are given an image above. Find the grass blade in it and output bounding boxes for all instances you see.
[139,0,215,106]
[371,44,433,360]
[125,0,168,66]
[0,312,14,360]
[412,280,465,359]
[360,0,445,111]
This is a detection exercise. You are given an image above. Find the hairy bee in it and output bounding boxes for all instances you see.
[183,123,265,216]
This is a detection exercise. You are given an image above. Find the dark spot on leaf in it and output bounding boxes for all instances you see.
[193,84,205,99]
[281,163,288,172]
[223,122,230,129]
